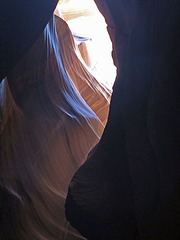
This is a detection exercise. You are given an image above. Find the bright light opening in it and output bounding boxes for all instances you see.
[56,0,117,90]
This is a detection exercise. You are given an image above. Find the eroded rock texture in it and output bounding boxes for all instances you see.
[66,1,180,240]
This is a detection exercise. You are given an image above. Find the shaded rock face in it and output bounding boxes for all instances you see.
[0,0,58,82]
[65,1,180,240]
